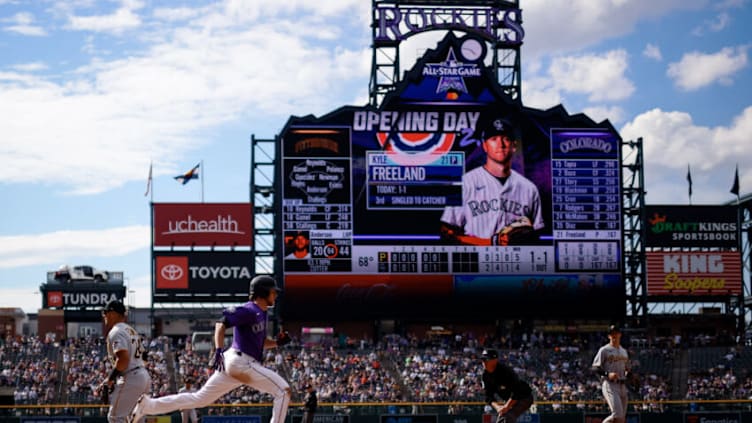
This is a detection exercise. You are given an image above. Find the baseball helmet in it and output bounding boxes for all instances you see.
[102,299,126,315]
[481,348,499,360]
[249,275,281,298]
[481,117,519,141]
[608,324,622,334]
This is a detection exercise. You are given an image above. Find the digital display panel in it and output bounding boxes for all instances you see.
[279,33,624,319]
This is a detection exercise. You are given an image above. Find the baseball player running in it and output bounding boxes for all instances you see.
[592,325,630,423]
[128,275,292,423]
[99,300,151,423]
[441,117,543,246]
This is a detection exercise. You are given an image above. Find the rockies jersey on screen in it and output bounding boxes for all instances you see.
[223,301,268,362]
[441,167,544,238]
[107,322,146,370]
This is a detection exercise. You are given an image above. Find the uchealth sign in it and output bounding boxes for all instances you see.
[153,203,252,247]
[646,251,742,295]
[154,251,254,299]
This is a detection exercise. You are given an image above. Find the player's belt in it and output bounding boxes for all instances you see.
[230,348,260,363]
[126,366,143,373]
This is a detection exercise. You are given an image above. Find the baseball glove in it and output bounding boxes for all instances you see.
[276,331,292,346]
[209,348,225,372]
[97,382,113,404]
[491,217,534,246]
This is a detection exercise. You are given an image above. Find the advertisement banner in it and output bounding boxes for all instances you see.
[153,251,254,300]
[291,415,349,423]
[153,203,252,247]
[202,417,262,423]
[645,205,738,248]
[584,413,640,423]
[683,411,741,423]
[646,251,742,295]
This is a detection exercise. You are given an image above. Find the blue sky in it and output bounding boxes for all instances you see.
[0,0,749,314]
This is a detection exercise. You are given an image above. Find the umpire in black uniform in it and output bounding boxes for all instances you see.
[302,383,317,423]
[481,348,534,423]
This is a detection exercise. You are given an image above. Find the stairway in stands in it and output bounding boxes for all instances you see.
[671,349,689,399]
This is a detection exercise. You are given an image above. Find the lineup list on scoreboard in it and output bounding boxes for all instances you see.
[550,129,622,272]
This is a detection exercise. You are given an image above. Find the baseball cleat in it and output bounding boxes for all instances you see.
[128,393,147,423]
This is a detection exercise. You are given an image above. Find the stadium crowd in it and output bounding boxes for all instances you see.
[2,329,751,416]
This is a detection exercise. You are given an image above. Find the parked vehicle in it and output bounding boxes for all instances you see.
[54,265,109,283]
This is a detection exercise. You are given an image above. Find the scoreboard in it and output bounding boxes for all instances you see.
[278,33,624,320]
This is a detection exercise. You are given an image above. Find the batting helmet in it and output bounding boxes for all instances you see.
[249,275,281,299]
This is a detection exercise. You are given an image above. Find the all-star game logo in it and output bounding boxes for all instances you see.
[423,48,481,96]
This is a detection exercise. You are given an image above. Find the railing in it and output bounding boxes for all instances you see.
[2,399,752,418]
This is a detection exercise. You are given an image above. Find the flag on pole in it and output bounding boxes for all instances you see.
[175,163,200,185]
[144,162,153,197]
[730,164,739,196]
[686,164,693,201]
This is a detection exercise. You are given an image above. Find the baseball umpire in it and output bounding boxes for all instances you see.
[128,275,292,423]
[592,325,631,423]
[440,116,544,246]
[480,348,535,423]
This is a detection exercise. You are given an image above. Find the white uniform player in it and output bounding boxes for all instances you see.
[441,117,543,244]
[442,166,543,238]
[101,300,150,423]
[592,325,630,423]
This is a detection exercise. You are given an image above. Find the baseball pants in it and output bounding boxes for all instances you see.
[136,348,290,423]
[109,367,151,423]
[602,380,628,422]
[496,396,534,423]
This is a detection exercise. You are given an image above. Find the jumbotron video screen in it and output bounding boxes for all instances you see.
[278,33,625,320]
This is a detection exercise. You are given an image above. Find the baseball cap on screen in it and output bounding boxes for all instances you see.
[481,117,517,140]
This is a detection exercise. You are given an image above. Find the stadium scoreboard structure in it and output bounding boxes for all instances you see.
[278,31,625,320]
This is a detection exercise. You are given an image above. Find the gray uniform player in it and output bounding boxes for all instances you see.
[592,325,630,423]
[441,117,543,246]
[100,300,150,423]
[129,275,292,423]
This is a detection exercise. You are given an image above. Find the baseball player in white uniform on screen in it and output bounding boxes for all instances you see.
[441,117,543,246]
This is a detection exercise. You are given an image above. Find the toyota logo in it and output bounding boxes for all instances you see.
[161,264,184,280]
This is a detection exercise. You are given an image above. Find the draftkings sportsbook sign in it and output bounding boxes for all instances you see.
[645,205,738,248]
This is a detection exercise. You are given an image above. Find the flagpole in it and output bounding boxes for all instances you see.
[201,160,205,203]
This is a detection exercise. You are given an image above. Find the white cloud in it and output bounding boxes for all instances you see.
[620,106,752,203]
[667,46,748,91]
[692,12,731,36]
[582,106,626,125]
[10,62,48,72]
[548,50,635,102]
[0,2,370,195]
[0,225,150,269]
[643,43,663,61]
[67,5,142,33]
[3,12,47,36]
[521,0,708,58]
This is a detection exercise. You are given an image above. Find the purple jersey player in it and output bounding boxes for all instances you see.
[128,275,292,423]
[441,116,543,246]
